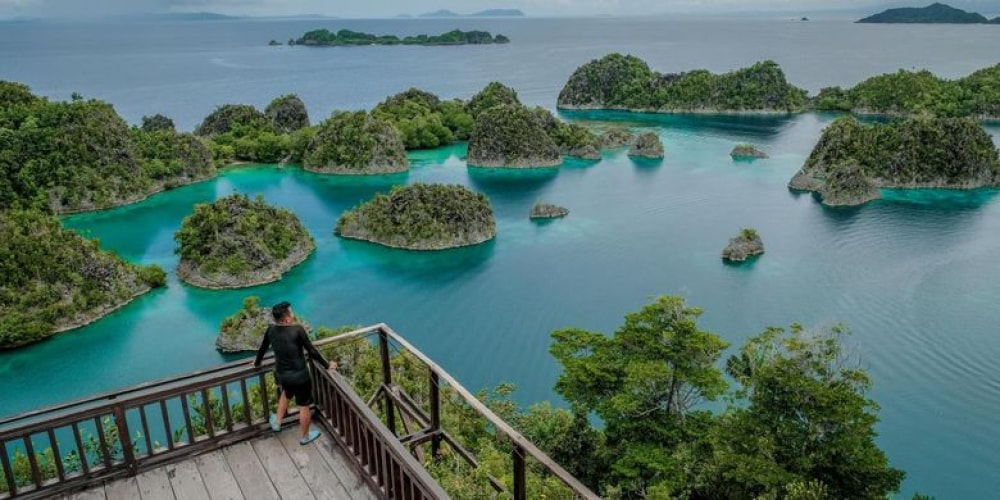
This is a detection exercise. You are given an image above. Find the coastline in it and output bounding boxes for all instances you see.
[177,239,315,290]
[336,231,496,251]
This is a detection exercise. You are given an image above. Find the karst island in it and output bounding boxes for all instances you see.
[336,183,496,250]
[175,194,315,289]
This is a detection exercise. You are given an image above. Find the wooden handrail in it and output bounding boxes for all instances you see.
[315,324,601,500]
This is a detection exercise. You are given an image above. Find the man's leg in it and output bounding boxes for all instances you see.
[276,390,290,422]
[299,402,312,438]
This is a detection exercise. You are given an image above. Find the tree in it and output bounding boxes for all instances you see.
[550,295,729,495]
[699,324,905,499]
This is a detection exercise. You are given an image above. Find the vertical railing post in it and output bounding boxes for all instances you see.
[379,328,397,435]
[513,444,526,500]
[429,370,441,459]
[112,405,138,475]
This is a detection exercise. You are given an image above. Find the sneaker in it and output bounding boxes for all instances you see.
[299,429,321,445]
[268,414,281,432]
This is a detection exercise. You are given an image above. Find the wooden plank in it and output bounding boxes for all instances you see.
[135,467,175,500]
[193,450,245,500]
[277,428,351,499]
[104,476,141,500]
[314,433,380,500]
[62,486,107,500]
[222,441,279,500]
[166,460,209,500]
[251,437,316,500]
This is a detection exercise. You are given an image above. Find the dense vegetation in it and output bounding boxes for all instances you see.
[0,210,166,349]
[174,194,314,288]
[303,111,409,174]
[857,3,1000,23]
[467,104,562,167]
[336,183,496,250]
[814,64,1000,118]
[546,296,905,498]
[790,115,1000,206]
[0,82,215,213]
[195,97,313,164]
[292,29,510,46]
[372,88,474,149]
[558,54,809,112]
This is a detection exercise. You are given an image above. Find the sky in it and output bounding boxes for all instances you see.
[1,0,999,19]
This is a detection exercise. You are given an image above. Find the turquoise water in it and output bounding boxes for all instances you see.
[2,112,999,497]
[3,16,1000,498]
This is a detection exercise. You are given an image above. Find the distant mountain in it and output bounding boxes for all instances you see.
[417,8,525,18]
[158,12,240,21]
[857,3,998,23]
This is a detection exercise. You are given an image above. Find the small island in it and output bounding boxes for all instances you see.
[629,132,665,159]
[598,127,636,149]
[175,194,315,289]
[216,296,312,352]
[467,104,562,168]
[731,144,769,160]
[336,184,496,250]
[722,228,765,262]
[530,201,570,220]
[558,54,809,113]
[789,116,1000,206]
[290,28,510,46]
[304,111,409,175]
[857,3,1000,24]
[1,210,167,349]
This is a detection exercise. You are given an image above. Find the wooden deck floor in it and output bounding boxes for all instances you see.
[58,428,379,500]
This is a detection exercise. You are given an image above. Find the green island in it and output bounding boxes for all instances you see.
[628,131,665,159]
[0,81,215,214]
[559,53,1000,119]
[814,64,1000,118]
[215,296,312,352]
[373,88,474,150]
[303,110,409,174]
[467,82,631,167]
[857,3,1000,24]
[288,28,510,46]
[723,228,765,262]
[558,53,809,113]
[790,115,1000,206]
[335,183,496,250]
[174,194,315,289]
[0,210,166,349]
[195,96,313,165]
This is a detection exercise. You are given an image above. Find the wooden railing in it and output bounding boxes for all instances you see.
[0,324,599,500]
[311,324,600,500]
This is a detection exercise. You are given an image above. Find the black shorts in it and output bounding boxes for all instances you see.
[277,375,313,406]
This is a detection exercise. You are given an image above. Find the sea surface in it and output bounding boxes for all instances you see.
[2,17,1000,498]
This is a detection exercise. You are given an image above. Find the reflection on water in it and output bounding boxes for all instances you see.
[338,238,497,282]
[559,109,798,140]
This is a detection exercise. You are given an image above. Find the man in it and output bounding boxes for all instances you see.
[252,301,336,445]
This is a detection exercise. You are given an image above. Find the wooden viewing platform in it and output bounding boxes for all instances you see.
[60,430,377,500]
[1,324,599,500]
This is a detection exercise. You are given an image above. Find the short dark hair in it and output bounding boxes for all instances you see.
[271,301,292,321]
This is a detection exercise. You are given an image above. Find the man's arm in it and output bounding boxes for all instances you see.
[252,326,272,367]
[299,327,336,370]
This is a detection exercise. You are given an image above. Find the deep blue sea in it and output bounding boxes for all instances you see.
[1,17,1000,498]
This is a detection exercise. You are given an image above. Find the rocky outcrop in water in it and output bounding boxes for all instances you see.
[731,144,769,160]
[722,228,765,262]
[529,201,569,219]
[628,132,665,159]
[598,127,636,149]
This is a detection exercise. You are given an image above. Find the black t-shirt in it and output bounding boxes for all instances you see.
[253,324,327,383]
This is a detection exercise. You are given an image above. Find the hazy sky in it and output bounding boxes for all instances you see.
[2,0,999,19]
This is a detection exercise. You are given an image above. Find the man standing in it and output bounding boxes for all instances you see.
[252,301,335,445]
